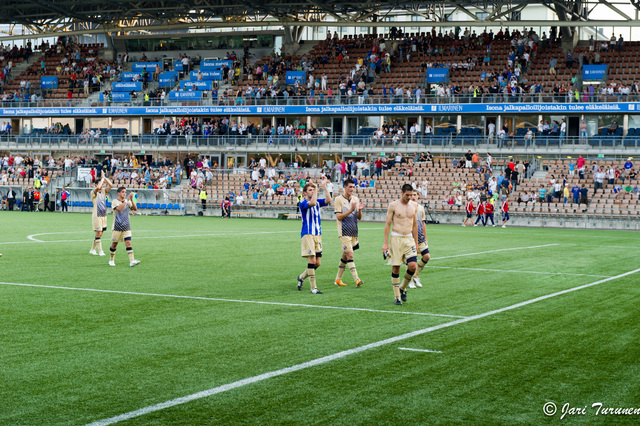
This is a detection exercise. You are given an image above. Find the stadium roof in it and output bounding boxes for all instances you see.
[1,0,639,39]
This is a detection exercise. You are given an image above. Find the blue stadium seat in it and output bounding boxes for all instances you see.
[139,203,147,209]
[80,201,86,207]
[160,204,167,209]
[154,203,161,209]
[166,203,174,210]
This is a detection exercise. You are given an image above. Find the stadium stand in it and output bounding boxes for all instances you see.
[170,154,639,219]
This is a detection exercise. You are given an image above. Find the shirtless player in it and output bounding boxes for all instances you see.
[382,184,419,305]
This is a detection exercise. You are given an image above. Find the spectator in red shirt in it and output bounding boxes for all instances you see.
[375,157,383,177]
[501,197,510,228]
[462,199,474,226]
[474,202,486,226]
[221,196,231,219]
[66,89,73,106]
[484,201,495,226]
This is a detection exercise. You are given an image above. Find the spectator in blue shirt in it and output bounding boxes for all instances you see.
[624,159,633,169]
[241,181,250,195]
[571,185,580,204]
[539,185,547,202]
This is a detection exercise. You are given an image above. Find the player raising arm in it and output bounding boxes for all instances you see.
[109,187,140,267]
[90,171,113,256]
[297,176,332,294]
[383,184,419,305]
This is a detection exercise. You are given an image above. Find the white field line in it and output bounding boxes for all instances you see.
[560,244,640,249]
[27,231,91,242]
[85,266,640,426]
[443,228,640,240]
[3,227,385,245]
[430,243,559,260]
[425,265,611,278]
[0,281,466,319]
[398,347,443,353]
[26,230,162,242]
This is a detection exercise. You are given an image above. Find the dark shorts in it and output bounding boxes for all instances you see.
[466,213,472,218]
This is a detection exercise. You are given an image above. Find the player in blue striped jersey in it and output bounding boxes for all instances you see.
[297,176,332,294]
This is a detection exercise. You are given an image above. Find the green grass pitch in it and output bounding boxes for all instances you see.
[1,211,639,424]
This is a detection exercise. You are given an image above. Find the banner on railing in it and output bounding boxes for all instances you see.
[286,71,307,85]
[583,65,608,80]
[175,62,183,71]
[158,71,178,87]
[40,76,58,89]
[77,167,92,182]
[168,90,203,101]
[122,72,151,82]
[201,60,232,70]
[112,82,142,92]
[427,68,449,83]
[190,70,223,81]
[159,72,178,87]
[0,102,638,117]
[180,80,213,90]
[131,62,163,72]
[100,92,131,102]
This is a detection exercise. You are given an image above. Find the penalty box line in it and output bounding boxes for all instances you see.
[84,266,640,426]
[0,281,466,319]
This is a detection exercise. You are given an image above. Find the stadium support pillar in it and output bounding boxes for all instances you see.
[497,116,502,134]
[456,115,462,134]
[103,34,116,61]
[624,114,629,135]
[283,25,304,55]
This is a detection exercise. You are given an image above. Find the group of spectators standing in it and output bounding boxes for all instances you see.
[154,116,331,143]
[0,42,33,93]
[37,39,115,100]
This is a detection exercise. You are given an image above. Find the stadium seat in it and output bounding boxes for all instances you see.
[139,203,147,209]
[79,201,86,207]
[160,204,167,209]
[154,203,161,209]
